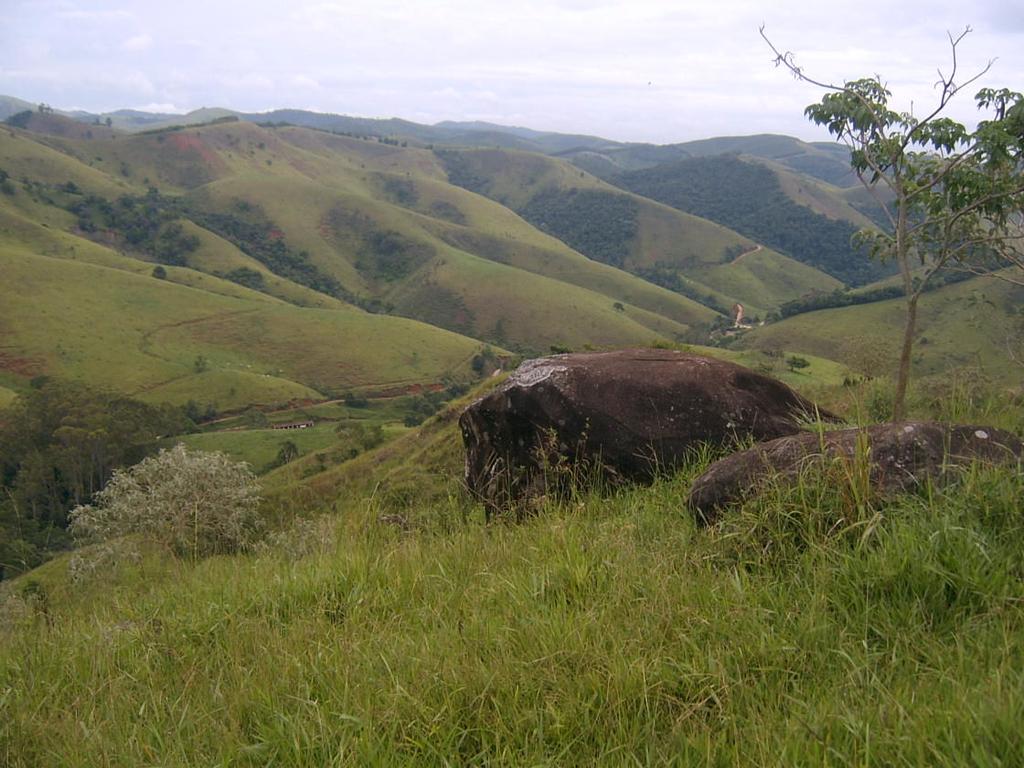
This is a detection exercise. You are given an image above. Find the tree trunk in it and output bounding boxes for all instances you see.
[891,181,915,422]
[892,292,919,420]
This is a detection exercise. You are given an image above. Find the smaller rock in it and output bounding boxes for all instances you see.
[688,421,1024,524]
[377,513,410,531]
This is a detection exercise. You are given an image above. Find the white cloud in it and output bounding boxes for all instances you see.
[289,74,321,89]
[130,102,183,113]
[121,34,153,52]
[57,9,133,21]
[3,0,1023,142]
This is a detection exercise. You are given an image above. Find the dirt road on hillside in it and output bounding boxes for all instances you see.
[731,243,763,265]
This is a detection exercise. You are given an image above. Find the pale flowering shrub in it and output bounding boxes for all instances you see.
[67,541,142,583]
[69,444,263,560]
[257,514,337,560]
[0,591,35,634]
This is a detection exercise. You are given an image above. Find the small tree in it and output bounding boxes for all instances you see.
[69,444,263,560]
[275,439,299,466]
[762,27,1024,419]
[786,355,811,373]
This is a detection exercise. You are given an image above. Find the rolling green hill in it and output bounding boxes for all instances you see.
[613,155,895,286]
[0,245,483,410]
[0,115,740,410]
[9,109,994,414]
[738,273,1024,386]
[436,147,842,315]
[670,134,857,187]
[559,133,858,189]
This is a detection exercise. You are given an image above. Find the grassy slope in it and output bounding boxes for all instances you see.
[0,121,721,401]
[267,129,721,332]
[0,125,132,197]
[753,156,876,229]
[180,219,351,309]
[44,120,713,349]
[183,129,715,346]
[690,248,843,317]
[372,171,718,329]
[440,148,841,313]
[172,423,343,471]
[674,133,857,187]
[4,423,1024,765]
[0,385,17,408]
[0,246,482,408]
[740,274,1024,385]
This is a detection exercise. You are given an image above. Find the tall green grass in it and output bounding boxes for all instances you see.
[3,452,1024,765]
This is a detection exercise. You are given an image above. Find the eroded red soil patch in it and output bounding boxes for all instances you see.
[0,350,45,378]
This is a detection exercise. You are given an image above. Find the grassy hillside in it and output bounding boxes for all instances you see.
[740,274,1024,386]
[613,155,895,286]
[436,148,841,315]
[671,134,857,187]
[1,119,735,388]
[3,393,1024,764]
[0,244,484,409]
[104,122,717,346]
[0,385,18,408]
[173,423,346,470]
[561,133,858,190]
[753,157,876,229]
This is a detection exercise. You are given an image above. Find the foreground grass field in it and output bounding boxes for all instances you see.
[3,379,1024,765]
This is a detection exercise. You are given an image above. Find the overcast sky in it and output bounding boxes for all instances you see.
[2,0,1023,144]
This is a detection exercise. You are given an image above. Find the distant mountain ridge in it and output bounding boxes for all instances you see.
[0,94,853,186]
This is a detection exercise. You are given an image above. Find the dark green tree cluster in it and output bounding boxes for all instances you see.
[67,192,200,266]
[381,176,418,206]
[402,382,470,427]
[357,230,434,282]
[774,268,977,319]
[634,264,733,315]
[218,267,265,291]
[0,168,15,195]
[189,204,343,297]
[519,189,638,268]
[777,286,904,318]
[470,345,498,375]
[332,422,385,455]
[433,149,491,196]
[0,380,191,579]
[4,110,33,128]
[614,156,894,286]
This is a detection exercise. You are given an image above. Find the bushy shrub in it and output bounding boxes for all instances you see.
[69,444,263,560]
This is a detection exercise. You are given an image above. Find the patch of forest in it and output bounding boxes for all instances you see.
[614,156,894,286]
[67,189,200,266]
[775,269,979,319]
[518,189,638,269]
[0,380,195,580]
[433,149,490,196]
[186,199,345,299]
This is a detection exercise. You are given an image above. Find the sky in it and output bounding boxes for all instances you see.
[2,0,1023,144]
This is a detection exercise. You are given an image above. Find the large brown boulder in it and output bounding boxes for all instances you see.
[459,349,836,514]
[688,421,1024,524]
